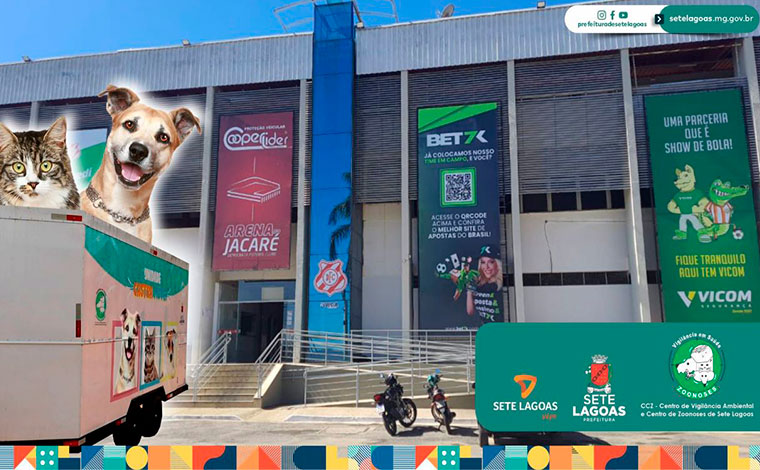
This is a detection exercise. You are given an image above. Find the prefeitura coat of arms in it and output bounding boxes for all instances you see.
[586,354,612,394]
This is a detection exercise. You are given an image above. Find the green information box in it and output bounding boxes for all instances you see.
[475,323,760,432]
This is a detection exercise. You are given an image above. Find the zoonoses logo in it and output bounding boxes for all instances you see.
[670,333,724,400]
[224,126,289,151]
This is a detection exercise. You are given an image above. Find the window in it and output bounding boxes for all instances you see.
[610,190,625,209]
[551,192,577,211]
[522,194,548,213]
[580,191,608,210]
[640,188,654,208]
[631,42,736,87]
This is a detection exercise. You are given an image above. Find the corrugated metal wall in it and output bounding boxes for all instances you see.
[634,77,759,187]
[408,63,509,200]
[354,73,401,203]
[210,84,302,211]
[516,54,628,194]
[0,34,311,106]
[38,92,206,215]
[0,104,31,128]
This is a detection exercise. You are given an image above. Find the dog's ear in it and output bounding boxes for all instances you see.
[170,108,201,143]
[98,85,140,116]
[43,117,67,149]
[0,122,18,154]
[684,164,694,174]
[120,308,128,323]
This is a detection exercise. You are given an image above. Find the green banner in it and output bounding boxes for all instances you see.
[645,89,760,322]
[476,323,760,432]
[85,227,188,299]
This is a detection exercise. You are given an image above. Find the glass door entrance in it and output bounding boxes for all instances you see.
[217,302,286,363]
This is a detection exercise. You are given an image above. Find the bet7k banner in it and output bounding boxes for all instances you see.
[476,323,760,432]
[418,103,504,329]
[645,89,760,322]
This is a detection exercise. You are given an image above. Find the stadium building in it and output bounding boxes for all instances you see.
[2,0,760,364]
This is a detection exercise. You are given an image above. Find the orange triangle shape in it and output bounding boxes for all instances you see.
[14,446,35,468]
[640,448,660,470]
[240,447,259,470]
[416,446,436,468]
[258,447,279,470]
[661,449,681,470]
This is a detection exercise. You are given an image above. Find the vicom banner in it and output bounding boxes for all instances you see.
[645,89,760,322]
[212,113,293,271]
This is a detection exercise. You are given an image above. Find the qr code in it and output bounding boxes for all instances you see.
[442,169,476,206]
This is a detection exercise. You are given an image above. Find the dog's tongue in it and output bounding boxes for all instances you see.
[121,162,144,182]
[126,349,133,361]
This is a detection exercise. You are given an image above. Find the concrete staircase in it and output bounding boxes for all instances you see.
[170,364,261,408]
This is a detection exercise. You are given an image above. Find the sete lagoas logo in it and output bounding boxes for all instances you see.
[670,333,724,400]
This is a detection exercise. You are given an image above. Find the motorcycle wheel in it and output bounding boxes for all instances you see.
[444,409,452,435]
[400,398,417,427]
[430,404,442,422]
[383,414,397,436]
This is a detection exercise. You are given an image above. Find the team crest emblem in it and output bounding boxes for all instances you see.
[586,354,612,394]
[313,259,348,297]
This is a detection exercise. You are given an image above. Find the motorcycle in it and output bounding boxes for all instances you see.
[373,373,417,436]
[425,369,455,434]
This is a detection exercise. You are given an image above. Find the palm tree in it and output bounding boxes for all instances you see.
[327,172,352,336]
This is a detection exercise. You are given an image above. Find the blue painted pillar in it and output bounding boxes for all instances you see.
[307,2,355,335]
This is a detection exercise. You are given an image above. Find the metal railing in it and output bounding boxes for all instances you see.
[189,331,232,401]
[188,328,476,405]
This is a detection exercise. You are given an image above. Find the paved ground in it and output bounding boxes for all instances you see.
[100,405,760,455]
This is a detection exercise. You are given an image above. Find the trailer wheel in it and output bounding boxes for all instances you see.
[140,397,163,438]
[113,419,141,446]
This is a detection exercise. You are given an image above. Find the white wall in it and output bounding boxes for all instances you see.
[521,209,630,272]
[152,227,201,362]
[525,286,635,322]
[362,203,402,331]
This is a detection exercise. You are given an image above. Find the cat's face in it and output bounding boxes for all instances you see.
[144,329,156,366]
[0,117,77,207]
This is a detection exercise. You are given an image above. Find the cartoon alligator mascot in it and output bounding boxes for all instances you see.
[699,179,750,241]
[667,165,711,243]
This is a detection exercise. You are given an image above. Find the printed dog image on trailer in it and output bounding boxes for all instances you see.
[162,323,178,381]
[111,309,141,399]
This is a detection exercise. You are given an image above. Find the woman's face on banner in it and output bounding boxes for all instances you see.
[479,256,498,281]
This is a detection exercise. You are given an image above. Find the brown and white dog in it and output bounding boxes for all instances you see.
[81,85,201,243]
[115,308,141,394]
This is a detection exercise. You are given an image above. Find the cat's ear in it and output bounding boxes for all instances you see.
[98,85,140,116]
[43,117,67,149]
[0,122,18,154]
[170,108,201,143]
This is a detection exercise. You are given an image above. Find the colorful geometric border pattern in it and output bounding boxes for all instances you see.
[1,446,759,469]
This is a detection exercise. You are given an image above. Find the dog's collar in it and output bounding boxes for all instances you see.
[120,363,135,383]
[86,185,150,226]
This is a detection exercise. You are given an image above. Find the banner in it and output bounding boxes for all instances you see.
[645,89,760,322]
[476,322,760,432]
[67,128,107,191]
[417,103,504,329]
[212,113,293,271]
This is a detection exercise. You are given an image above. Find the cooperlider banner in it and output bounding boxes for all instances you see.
[476,323,760,432]
[417,103,504,329]
[212,113,293,271]
[645,89,760,322]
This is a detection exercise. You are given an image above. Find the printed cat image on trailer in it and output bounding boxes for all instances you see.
[140,322,162,388]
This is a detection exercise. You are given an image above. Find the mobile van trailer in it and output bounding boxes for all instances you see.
[0,207,189,446]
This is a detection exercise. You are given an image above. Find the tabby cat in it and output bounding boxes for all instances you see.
[0,117,79,209]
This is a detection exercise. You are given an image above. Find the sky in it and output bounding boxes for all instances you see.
[0,0,537,64]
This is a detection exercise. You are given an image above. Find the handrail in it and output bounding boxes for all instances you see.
[190,331,232,402]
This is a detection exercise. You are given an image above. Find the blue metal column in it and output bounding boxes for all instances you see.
[307,2,355,334]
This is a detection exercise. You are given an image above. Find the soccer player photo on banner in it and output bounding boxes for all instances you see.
[645,89,760,322]
[417,103,504,329]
